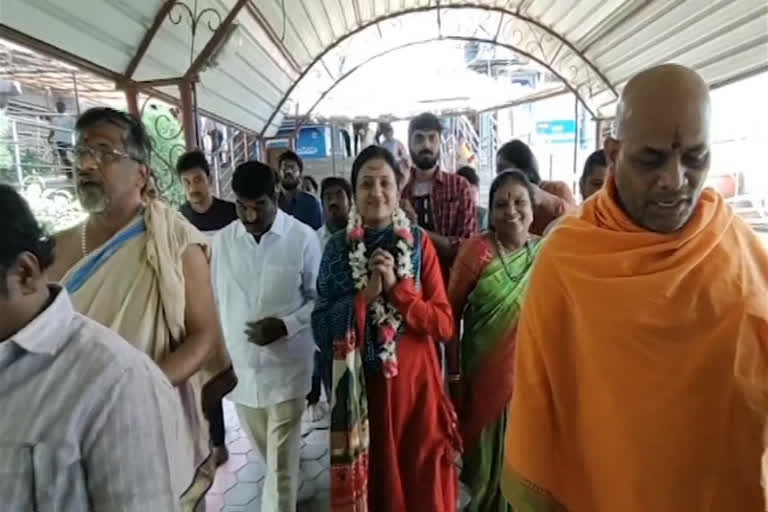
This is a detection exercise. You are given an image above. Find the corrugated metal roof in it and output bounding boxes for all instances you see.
[2,0,766,136]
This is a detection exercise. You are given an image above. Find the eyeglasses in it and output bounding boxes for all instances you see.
[67,145,141,166]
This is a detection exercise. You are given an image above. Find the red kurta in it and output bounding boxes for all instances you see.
[361,234,461,511]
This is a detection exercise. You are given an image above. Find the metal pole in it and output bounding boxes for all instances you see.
[572,94,579,192]
[595,119,603,150]
[179,79,197,149]
[330,123,337,176]
[452,118,457,171]
[125,86,140,118]
[11,120,23,186]
[71,72,82,115]
[223,124,230,167]
[213,155,221,197]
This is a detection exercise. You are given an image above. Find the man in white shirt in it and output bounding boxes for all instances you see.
[0,184,183,511]
[211,161,321,512]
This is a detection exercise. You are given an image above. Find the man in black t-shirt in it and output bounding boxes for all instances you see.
[177,150,238,235]
[176,150,237,468]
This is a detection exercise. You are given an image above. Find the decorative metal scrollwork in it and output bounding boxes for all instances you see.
[137,93,187,203]
[169,0,224,66]
[153,112,185,142]
[495,15,616,116]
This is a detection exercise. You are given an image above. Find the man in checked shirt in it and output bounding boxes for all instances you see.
[400,113,479,276]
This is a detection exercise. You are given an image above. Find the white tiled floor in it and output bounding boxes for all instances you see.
[204,400,330,512]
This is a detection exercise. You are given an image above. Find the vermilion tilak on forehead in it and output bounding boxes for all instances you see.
[670,126,682,150]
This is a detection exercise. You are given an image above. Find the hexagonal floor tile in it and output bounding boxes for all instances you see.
[209,470,238,494]
[246,450,262,462]
[204,492,224,512]
[237,462,266,483]
[301,460,324,481]
[224,429,242,443]
[297,478,316,503]
[314,468,330,492]
[221,453,248,473]
[223,482,262,506]
[302,429,327,445]
[300,443,328,461]
[227,437,252,455]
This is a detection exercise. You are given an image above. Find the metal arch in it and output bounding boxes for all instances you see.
[186,0,250,79]
[293,34,604,134]
[246,2,303,74]
[0,22,260,142]
[125,0,177,79]
[258,2,618,138]
[0,24,124,83]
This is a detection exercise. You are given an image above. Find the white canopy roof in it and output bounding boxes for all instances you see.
[2,0,766,135]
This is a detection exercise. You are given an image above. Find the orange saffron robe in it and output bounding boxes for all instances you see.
[502,178,768,511]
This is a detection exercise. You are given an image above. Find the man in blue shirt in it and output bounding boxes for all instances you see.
[277,151,323,230]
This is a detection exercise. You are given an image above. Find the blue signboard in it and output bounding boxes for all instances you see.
[536,119,576,144]
[268,124,346,159]
[266,139,290,149]
[296,126,328,159]
[536,120,575,136]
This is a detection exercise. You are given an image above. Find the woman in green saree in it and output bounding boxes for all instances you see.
[447,170,543,512]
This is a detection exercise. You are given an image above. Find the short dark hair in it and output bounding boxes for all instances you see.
[350,145,399,193]
[488,170,536,231]
[0,185,55,291]
[408,113,442,137]
[278,150,303,173]
[76,107,151,165]
[176,150,210,177]
[581,149,607,182]
[497,140,540,184]
[320,177,352,201]
[232,161,278,200]
[457,166,479,187]
[303,175,318,192]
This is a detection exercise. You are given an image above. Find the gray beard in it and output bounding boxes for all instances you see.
[78,186,108,213]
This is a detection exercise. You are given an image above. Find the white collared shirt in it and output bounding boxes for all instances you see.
[212,210,321,408]
[317,224,332,251]
[0,287,182,511]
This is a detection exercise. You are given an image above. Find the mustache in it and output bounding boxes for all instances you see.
[650,195,690,203]
[78,180,103,189]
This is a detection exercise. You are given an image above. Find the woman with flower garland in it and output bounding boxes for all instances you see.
[447,170,542,512]
[312,145,460,511]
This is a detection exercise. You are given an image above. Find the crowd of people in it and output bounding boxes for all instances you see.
[1,63,768,512]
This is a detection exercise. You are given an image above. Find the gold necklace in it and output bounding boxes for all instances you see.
[493,233,531,283]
